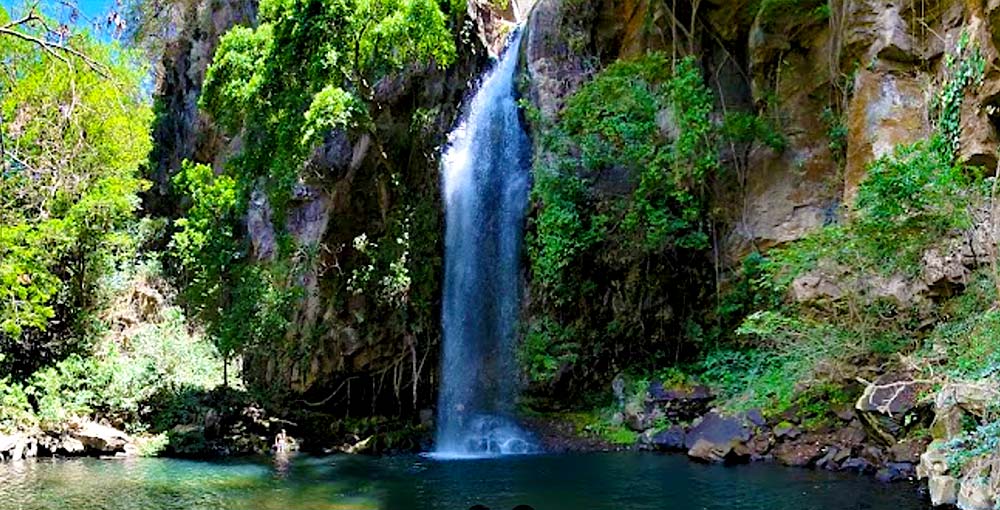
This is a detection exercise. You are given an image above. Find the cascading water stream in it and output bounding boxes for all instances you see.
[433,30,535,458]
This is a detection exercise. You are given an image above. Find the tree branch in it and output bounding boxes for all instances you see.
[0,11,109,78]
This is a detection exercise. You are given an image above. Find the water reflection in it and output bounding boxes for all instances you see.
[0,453,930,510]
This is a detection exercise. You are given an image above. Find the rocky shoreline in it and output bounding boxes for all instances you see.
[2,374,992,510]
[528,374,1000,510]
[0,420,138,461]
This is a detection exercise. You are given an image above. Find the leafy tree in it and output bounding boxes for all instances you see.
[172,0,457,367]
[0,7,152,375]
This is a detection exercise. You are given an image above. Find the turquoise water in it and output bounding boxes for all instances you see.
[0,452,929,510]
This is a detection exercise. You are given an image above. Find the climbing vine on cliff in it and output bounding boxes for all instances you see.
[698,37,989,418]
[173,0,458,367]
[524,54,736,390]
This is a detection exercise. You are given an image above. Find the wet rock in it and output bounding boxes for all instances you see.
[649,425,686,452]
[814,446,841,470]
[688,438,734,463]
[841,457,873,473]
[833,419,869,446]
[773,441,823,467]
[69,421,131,453]
[833,448,852,464]
[875,462,915,483]
[746,409,766,428]
[744,435,772,458]
[684,412,751,451]
[59,435,85,454]
[0,434,28,461]
[859,445,887,467]
[685,412,753,463]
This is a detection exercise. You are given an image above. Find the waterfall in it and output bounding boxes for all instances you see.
[433,30,535,458]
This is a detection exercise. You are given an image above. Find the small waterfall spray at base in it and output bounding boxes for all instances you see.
[431,29,537,459]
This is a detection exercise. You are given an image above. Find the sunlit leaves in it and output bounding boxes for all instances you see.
[0,12,152,340]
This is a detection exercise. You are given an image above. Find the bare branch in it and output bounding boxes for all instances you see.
[0,10,110,78]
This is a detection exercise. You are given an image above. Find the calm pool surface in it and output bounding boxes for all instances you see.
[0,452,930,510]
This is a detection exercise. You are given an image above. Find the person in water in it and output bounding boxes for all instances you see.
[274,429,289,452]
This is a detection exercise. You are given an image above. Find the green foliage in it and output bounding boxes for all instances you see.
[934,32,985,155]
[821,107,847,164]
[200,0,456,205]
[0,17,152,347]
[699,38,987,417]
[756,0,828,25]
[946,419,1000,472]
[854,136,971,254]
[521,317,579,385]
[302,85,362,147]
[0,375,34,433]
[181,0,459,365]
[721,111,786,153]
[0,267,224,434]
[524,52,794,392]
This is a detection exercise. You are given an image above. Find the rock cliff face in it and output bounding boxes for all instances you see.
[149,0,515,417]
[156,0,1000,443]
[521,0,1000,255]
[148,0,257,216]
[517,0,1000,506]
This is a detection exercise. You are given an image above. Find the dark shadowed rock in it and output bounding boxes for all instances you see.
[815,446,840,470]
[745,409,766,428]
[646,382,713,422]
[647,382,712,402]
[832,403,856,422]
[840,457,873,473]
[649,425,686,451]
[875,462,915,483]
[779,406,801,424]
[889,439,927,463]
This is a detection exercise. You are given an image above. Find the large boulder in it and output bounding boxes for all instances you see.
[69,421,131,453]
[0,434,29,461]
[959,477,995,510]
[855,372,931,444]
[928,475,960,506]
[684,412,752,463]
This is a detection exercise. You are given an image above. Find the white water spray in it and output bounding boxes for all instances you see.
[433,30,535,458]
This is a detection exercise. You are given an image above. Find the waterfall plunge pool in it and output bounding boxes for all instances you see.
[0,452,930,509]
